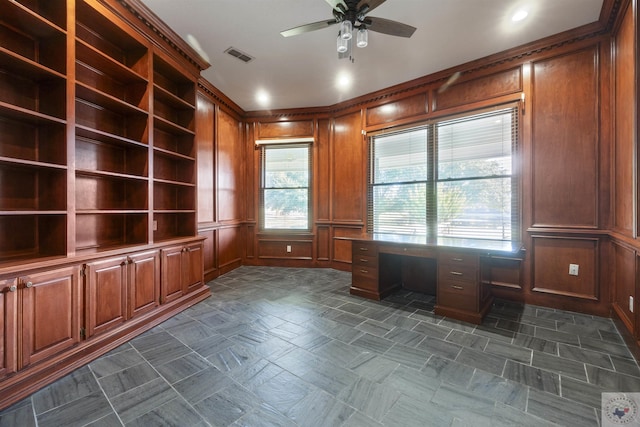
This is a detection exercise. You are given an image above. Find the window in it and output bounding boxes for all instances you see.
[260,143,311,230]
[368,105,519,241]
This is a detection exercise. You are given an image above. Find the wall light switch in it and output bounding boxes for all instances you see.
[153,220,158,231]
[630,296,634,313]
[568,264,579,276]
[286,245,292,253]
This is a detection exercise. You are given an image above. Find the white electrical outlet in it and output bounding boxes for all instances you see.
[286,245,292,253]
[153,220,158,231]
[630,296,634,313]
[568,264,579,276]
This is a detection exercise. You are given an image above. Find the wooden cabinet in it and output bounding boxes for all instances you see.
[0,266,82,375]
[161,242,203,303]
[350,242,380,299]
[85,250,159,338]
[0,279,17,379]
[21,266,82,368]
[435,251,492,324]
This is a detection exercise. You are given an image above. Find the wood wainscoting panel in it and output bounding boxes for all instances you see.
[366,93,427,127]
[217,109,243,222]
[196,92,215,224]
[198,228,217,281]
[218,226,242,273]
[531,46,599,228]
[317,225,330,261]
[433,66,522,111]
[531,236,598,300]
[613,6,635,235]
[611,241,636,334]
[332,111,365,223]
[257,238,313,260]
[257,120,313,139]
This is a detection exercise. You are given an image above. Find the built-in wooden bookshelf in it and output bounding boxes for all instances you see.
[152,53,197,242]
[0,0,68,264]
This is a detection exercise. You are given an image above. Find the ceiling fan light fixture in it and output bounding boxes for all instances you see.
[337,33,349,53]
[356,27,368,48]
[340,20,353,39]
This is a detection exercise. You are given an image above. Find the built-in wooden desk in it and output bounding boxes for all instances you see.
[348,235,523,324]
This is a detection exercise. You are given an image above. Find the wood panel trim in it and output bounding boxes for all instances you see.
[530,235,599,300]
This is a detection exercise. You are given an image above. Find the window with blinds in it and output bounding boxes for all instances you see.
[260,143,311,230]
[368,105,519,241]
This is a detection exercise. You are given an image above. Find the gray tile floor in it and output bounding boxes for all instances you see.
[2,266,640,426]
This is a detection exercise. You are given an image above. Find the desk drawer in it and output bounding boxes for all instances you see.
[438,264,477,285]
[353,266,378,291]
[353,242,378,256]
[352,254,378,268]
[438,251,479,268]
[438,288,477,312]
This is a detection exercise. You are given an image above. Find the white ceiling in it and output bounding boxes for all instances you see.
[140,0,604,112]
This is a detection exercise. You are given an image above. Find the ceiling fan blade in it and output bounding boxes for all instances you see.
[357,0,386,14]
[366,17,416,38]
[280,19,338,37]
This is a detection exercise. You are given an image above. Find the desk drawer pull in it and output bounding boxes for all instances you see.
[360,269,369,274]
[359,247,369,251]
[451,285,464,290]
[359,258,368,263]
[452,257,464,262]
[449,271,463,276]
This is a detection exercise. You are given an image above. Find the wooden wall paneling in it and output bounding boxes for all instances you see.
[245,225,256,261]
[218,226,242,273]
[366,92,428,127]
[613,3,635,235]
[531,235,599,301]
[217,109,243,222]
[611,241,636,334]
[332,227,365,267]
[331,111,366,223]
[316,119,331,222]
[257,120,314,139]
[316,225,331,261]
[198,228,217,281]
[531,46,600,228]
[245,122,257,223]
[433,66,522,111]
[257,238,313,260]
[0,278,17,378]
[196,92,215,225]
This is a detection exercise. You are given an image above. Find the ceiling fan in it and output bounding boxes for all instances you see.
[280,0,416,59]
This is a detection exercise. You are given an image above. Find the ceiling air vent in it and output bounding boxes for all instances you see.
[224,47,254,63]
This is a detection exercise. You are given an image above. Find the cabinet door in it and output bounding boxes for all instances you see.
[161,245,184,303]
[0,279,17,378]
[85,257,127,338]
[21,266,81,367]
[183,242,203,293]
[128,250,159,318]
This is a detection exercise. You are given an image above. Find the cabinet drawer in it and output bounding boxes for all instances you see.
[352,254,378,268]
[438,264,477,284]
[352,266,378,291]
[438,251,479,267]
[353,242,378,256]
[353,265,378,281]
[437,289,477,312]
[437,279,477,297]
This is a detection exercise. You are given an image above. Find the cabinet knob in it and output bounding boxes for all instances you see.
[9,285,17,292]
[449,271,463,276]
[451,285,464,290]
[25,281,33,288]
[452,258,464,262]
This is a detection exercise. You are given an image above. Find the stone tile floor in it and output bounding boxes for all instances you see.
[1,266,640,426]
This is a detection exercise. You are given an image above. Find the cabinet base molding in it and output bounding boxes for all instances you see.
[435,296,494,325]
[0,285,210,411]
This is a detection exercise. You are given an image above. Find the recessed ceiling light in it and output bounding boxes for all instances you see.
[336,72,352,90]
[512,9,528,22]
[256,90,270,107]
